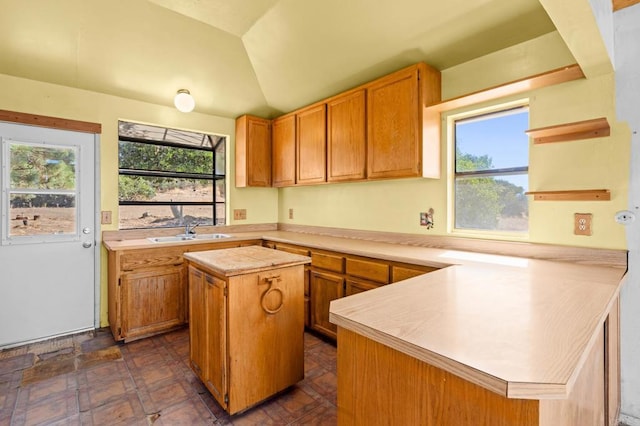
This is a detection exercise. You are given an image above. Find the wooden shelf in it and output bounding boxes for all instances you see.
[426,64,584,113]
[525,189,610,201]
[526,117,610,144]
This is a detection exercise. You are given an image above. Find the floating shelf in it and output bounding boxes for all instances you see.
[426,64,585,113]
[526,117,610,144]
[525,189,611,201]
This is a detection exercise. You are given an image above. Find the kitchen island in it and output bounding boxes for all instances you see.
[184,245,310,415]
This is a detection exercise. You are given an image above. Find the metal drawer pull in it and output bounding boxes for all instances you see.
[260,275,283,314]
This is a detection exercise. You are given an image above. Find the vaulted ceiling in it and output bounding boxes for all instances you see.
[0,0,562,118]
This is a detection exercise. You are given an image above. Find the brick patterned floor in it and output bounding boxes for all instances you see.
[0,328,337,425]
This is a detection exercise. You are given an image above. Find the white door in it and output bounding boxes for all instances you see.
[0,122,98,348]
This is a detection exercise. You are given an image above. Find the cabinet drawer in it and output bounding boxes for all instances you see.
[276,244,310,257]
[311,252,344,273]
[391,264,438,282]
[346,258,389,284]
[345,278,384,296]
[121,248,184,271]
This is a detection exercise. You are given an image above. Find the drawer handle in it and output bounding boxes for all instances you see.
[260,276,283,315]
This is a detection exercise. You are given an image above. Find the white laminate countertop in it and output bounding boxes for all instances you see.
[104,230,626,399]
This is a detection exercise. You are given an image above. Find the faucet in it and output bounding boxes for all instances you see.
[185,221,199,235]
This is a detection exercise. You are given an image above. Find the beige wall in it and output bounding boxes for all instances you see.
[278,32,629,250]
[0,30,629,327]
[0,73,279,325]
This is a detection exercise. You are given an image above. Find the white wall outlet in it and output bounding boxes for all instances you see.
[574,213,592,236]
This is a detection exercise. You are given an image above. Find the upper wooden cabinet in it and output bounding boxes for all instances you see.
[272,114,296,187]
[327,89,366,182]
[367,63,440,179]
[236,62,441,187]
[296,103,327,185]
[235,115,271,187]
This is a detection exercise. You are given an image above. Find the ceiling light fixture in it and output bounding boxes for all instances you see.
[174,89,195,113]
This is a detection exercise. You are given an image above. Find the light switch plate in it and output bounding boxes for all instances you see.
[574,213,592,236]
[101,210,112,225]
[234,209,247,220]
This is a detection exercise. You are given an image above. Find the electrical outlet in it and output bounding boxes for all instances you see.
[574,213,592,236]
[101,210,112,225]
[289,208,294,219]
[233,209,247,220]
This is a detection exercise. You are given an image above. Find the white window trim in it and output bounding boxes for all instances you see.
[446,98,530,240]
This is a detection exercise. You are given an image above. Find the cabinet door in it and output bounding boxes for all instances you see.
[327,90,366,182]
[296,104,327,185]
[204,273,228,406]
[345,278,382,296]
[188,266,207,380]
[272,114,296,187]
[235,115,271,187]
[310,269,344,339]
[121,265,185,340]
[367,66,421,179]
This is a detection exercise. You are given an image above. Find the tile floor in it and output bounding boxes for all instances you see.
[0,328,337,425]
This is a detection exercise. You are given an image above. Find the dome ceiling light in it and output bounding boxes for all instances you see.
[174,89,195,113]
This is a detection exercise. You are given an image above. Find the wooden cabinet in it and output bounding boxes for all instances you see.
[296,103,327,185]
[186,246,307,414]
[106,239,260,342]
[327,89,366,182]
[272,114,296,187]
[367,65,421,179]
[310,269,344,339]
[121,265,186,341]
[188,268,227,403]
[263,240,440,340]
[235,115,271,187]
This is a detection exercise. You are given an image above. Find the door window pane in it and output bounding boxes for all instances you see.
[4,142,78,239]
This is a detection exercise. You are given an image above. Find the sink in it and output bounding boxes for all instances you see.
[147,233,231,243]
[194,233,232,240]
[147,234,195,243]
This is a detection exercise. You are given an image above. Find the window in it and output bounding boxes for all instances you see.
[118,121,226,229]
[452,104,529,233]
[2,141,77,240]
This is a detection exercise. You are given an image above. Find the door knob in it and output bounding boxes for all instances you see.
[82,241,92,248]
[82,227,91,234]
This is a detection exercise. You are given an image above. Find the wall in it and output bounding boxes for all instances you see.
[614,4,640,424]
[0,73,279,326]
[278,32,629,250]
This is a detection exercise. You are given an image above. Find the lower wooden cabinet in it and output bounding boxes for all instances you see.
[121,265,186,341]
[187,257,305,415]
[188,267,227,403]
[265,241,441,340]
[106,239,260,342]
[310,270,345,339]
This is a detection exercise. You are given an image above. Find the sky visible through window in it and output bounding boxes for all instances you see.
[455,108,529,190]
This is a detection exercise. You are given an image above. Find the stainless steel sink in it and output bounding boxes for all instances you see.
[194,233,232,240]
[147,234,195,243]
[147,233,231,243]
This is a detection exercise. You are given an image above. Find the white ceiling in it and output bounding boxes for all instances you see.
[0,0,557,118]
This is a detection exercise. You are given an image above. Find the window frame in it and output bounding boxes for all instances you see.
[117,122,226,230]
[447,99,530,237]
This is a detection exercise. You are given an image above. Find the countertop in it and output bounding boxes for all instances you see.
[104,229,626,400]
[183,245,310,276]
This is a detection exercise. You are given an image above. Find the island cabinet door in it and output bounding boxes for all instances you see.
[310,270,344,339]
[121,265,185,341]
[188,266,207,381]
[204,273,228,408]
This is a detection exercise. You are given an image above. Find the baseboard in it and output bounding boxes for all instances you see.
[620,413,640,426]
